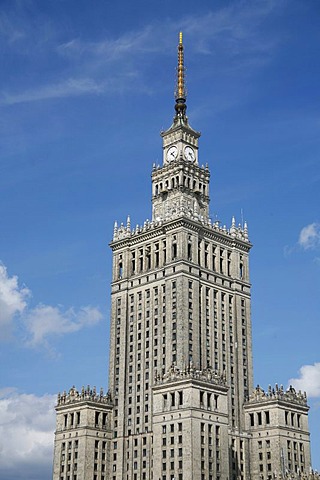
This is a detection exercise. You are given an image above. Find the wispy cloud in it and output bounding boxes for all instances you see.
[57,3,280,69]
[298,222,320,250]
[0,263,103,351]
[0,388,55,480]
[179,1,280,59]
[57,26,154,60]
[1,78,105,105]
[0,11,25,45]
[284,222,320,258]
[0,264,30,339]
[0,2,283,106]
[24,304,103,349]
[289,363,320,398]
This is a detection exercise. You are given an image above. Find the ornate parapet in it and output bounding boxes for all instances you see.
[112,214,249,243]
[247,384,308,407]
[272,472,320,479]
[57,385,112,407]
[154,364,227,387]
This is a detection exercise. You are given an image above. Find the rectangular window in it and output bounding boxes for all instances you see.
[257,412,262,425]
[265,411,270,424]
[250,413,254,427]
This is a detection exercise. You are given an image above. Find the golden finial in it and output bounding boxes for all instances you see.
[175,32,187,118]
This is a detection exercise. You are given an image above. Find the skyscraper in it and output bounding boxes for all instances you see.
[53,33,315,480]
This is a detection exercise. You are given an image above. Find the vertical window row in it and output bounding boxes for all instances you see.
[161,423,183,480]
[240,298,248,396]
[287,441,306,474]
[94,440,108,480]
[257,439,272,479]
[59,440,79,480]
[200,423,220,480]
[205,287,210,368]
[172,281,177,364]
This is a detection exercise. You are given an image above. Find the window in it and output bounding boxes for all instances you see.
[265,411,270,424]
[257,412,262,425]
[250,413,254,427]
[297,414,301,428]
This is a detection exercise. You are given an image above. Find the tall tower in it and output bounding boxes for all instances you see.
[52,33,315,480]
[109,33,253,480]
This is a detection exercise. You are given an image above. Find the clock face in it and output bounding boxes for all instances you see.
[167,145,178,162]
[185,146,195,161]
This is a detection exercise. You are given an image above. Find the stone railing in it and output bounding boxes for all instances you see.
[247,384,307,406]
[271,472,320,479]
[113,215,249,243]
[57,385,112,406]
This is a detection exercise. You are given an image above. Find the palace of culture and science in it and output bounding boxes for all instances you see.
[52,34,317,480]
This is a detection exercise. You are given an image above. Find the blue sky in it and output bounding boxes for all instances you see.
[0,0,320,478]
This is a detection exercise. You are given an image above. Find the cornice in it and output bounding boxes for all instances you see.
[111,216,252,252]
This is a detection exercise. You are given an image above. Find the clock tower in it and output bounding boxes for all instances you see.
[152,33,210,223]
[52,31,315,480]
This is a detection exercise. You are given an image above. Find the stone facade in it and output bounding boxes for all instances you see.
[152,366,229,480]
[52,386,113,480]
[52,34,318,480]
[244,385,312,479]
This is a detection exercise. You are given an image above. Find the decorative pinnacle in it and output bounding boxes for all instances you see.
[175,32,187,118]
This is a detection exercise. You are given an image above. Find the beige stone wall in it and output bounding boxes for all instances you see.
[153,378,229,480]
[245,395,311,478]
[52,394,112,480]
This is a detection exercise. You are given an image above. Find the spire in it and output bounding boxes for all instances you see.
[244,221,249,241]
[113,220,118,239]
[230,216,236,236]
[175,32,187,118]
[126,215,131,233]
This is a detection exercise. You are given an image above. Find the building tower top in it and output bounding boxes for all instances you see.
[111,34,250,241]
[175,32,187,119]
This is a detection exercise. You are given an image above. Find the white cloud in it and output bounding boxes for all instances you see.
[57,26,154,60]
[58,3,279,62]
[1,77,104,105]
[179,1,280,58]
[1,2,283,105]
[0,388,55,480]
[23,304,103,348]
[0,264,30,339]
[0,263,103,350]
[299,223,320,250]
[289,363,320,398]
